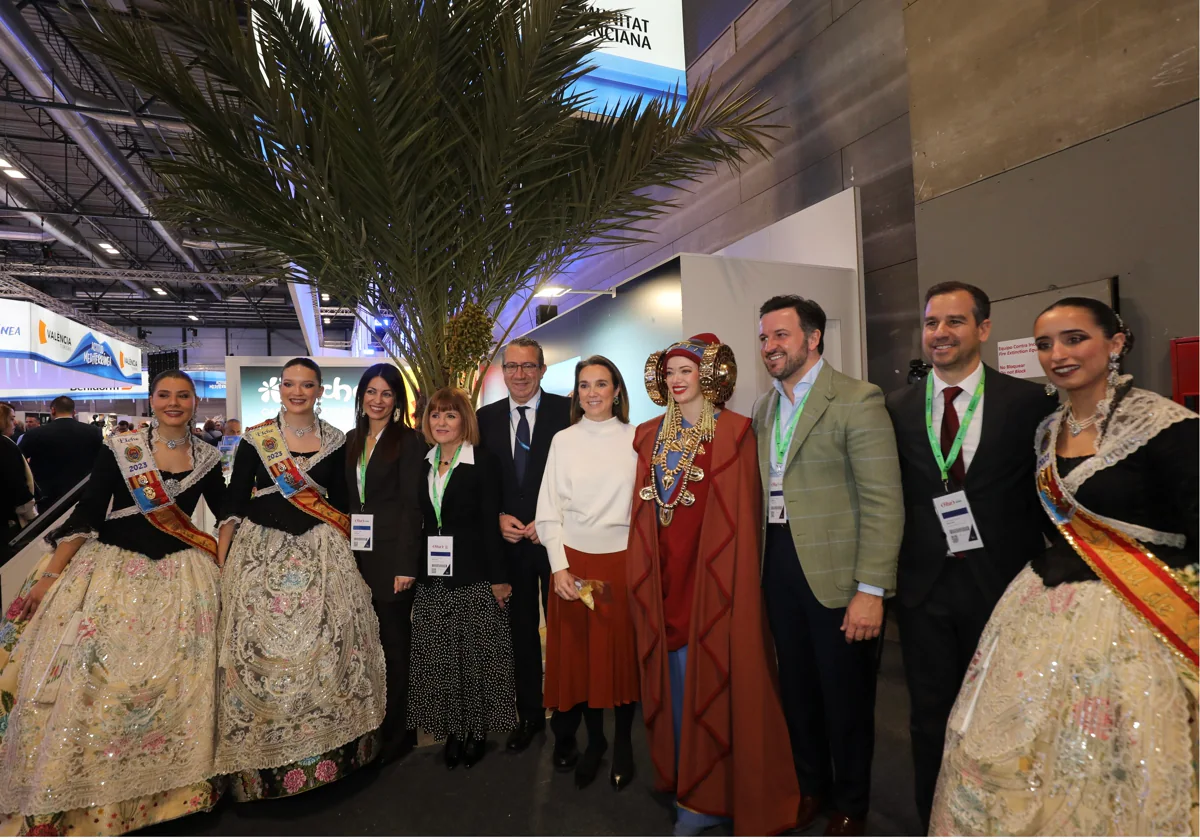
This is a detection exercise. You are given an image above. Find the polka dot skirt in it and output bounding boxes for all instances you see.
[407,580,518,742]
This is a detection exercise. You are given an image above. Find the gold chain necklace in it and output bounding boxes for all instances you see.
[638,398,715,526]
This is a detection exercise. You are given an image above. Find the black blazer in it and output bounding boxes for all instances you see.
[19,417,103,507]
[885,365,1059,609]
[476,391,572,561]
[419,445,506,588]
[345,423,428,602]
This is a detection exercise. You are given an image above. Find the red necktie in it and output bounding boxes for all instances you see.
[940,386,966,488]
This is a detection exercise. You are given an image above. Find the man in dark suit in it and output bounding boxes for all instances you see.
[885,282,1058,830]
[477,337,571,754]
[19,395,103,509]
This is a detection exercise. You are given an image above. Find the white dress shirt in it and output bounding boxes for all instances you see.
[507,389,543,455]
[929,362,985,474]
[770,358,884,598]
[426,441,476,503]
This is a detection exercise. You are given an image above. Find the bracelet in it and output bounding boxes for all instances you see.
[40,571,60,580]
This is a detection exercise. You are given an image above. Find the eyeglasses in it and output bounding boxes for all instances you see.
[501,363,541,373]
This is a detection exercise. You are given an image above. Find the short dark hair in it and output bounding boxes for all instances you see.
[570,355,630,424]
[1038,297,1135,357]
[50,395,75,416]
[759,295,826,354]
[505,337,545,367]
[282,357,323,385]
[924,282,991,324]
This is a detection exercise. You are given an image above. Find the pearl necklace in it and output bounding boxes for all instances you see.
[160,434,189,450]
[1065,405,1099,436]
[283,417,318,437]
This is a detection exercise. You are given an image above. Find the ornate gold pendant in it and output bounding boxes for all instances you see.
[679,490,696,507]
[658,508,674,527]
[639,485,656,502]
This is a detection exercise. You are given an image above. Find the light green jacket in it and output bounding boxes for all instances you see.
[752,361,904,609]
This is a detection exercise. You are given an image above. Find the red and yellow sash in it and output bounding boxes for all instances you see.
[243,420,350,538]
[1037,461,1199,672]
[111,432,217,560]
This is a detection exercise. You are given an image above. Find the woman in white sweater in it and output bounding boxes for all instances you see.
[536,355,639,792]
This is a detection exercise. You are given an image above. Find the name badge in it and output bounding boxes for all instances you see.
[351,514,374,551]
[933,491,984,552]
[427,536,454,577]
[768,473,787,524]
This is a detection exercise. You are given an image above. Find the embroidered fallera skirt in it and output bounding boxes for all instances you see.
[215,520,386,800]
[930,564,1199,836]
[407,580,517,741]
[0,544,221,835]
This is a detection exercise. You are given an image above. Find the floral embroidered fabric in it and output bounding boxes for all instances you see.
[214,519,386,775]
[0,542,220,818]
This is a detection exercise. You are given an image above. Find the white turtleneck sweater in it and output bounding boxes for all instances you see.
[535,415,638,573]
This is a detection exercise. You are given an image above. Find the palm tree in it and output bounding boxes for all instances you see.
[78,0,774,396]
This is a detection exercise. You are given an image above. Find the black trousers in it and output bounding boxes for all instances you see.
[897,558,994,831]
[508,543,551,721]
[374,593,415,758]
[762,524,878,820]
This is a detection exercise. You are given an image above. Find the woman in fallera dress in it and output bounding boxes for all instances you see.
[215,358,386,800]
[930,298,1198,836]
[0,370,224,835]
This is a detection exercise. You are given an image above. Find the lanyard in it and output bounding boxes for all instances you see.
[430,443,462,530]
[924,368,985,486]
[773,387,813,468]
[356,429,384,507]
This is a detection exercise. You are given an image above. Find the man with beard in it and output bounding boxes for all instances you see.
[884,282,1057,830]
[752,295,903,836]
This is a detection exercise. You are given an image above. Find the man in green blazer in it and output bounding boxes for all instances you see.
[752,295,903,836]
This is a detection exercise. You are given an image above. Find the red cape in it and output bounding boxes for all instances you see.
[628,410,800,836]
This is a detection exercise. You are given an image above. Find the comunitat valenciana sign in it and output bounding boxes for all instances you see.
[577,0,686,113]
[0,298,142,385]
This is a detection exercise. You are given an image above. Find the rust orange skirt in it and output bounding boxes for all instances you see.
[543,546,640,710]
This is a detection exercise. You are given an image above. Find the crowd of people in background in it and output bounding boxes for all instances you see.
[0,288,1194,837]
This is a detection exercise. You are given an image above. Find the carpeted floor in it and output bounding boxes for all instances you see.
[144,637,920,836]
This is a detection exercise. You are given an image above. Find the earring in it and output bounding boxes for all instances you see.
[1044,382,1057,396]
[150,416,161,429]
[280,403,288,414]
[393,408,402,423]
[614,394,621,406]
[1107,351,1120,388]
[314,400,323,418]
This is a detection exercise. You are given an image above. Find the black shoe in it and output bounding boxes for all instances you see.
[552,737,580,772]
[444,735,462,770]
[610,738,635,791]
[506,718,546,753]
[463,735,487,769]
[575,738,608,789]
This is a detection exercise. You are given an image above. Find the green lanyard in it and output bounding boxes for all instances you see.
[773,387,813,469]
[924,368,985,486]
[357,441,371,508]
[430,444,462,530]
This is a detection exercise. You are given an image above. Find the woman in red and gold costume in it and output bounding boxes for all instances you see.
[627,334,800,837]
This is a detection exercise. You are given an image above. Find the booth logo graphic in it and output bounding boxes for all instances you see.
[0,324,20,336]
[259,376,281,403]
[38,320,73,348]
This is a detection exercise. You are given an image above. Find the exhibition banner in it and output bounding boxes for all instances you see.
[238,365,360,432]
[576,0,687,113]
[0,298,142,385]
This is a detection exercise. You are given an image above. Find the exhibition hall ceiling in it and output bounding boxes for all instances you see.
[0,0,353,346]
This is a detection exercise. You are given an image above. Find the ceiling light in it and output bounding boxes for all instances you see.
[187,314,199,322]
[0,159,10,168]
[4,169,26,179]
[320,293,330,302]
[323,317,331,324]
[152,287,167,296]
[98,242,118,252]
[535,286,568,298]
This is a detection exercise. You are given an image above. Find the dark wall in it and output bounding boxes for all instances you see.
[683,0,746,61]
[915,103,1199,396]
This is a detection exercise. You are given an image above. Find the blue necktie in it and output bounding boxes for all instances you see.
[514,406,531,485]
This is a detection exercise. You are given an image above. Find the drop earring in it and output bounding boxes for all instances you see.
[1107,351,1120,388]
[393,407,402,423]
[1044,382,1057,396]
[314,399,323,418]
